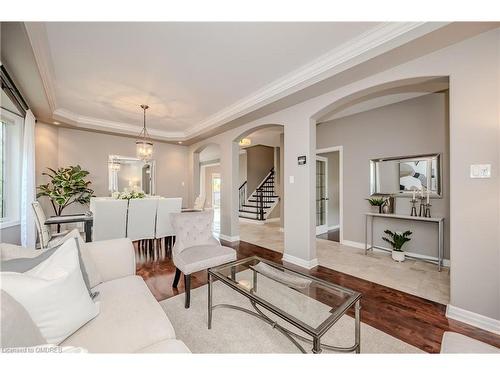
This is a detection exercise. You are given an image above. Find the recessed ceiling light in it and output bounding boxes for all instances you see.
[53,121,60,125]
[178,141,183,144]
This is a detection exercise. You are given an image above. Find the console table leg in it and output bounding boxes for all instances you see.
[364,215,368,255]
[208,271,213,329]
[370,216,374,252]
[438,221,443,272]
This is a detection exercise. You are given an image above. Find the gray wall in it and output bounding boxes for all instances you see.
[246,145,275,196]
[317,93,450,259]
[0,225,21,245]
[238,152,247,187]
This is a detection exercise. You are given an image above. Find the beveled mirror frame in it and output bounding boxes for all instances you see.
[370,153,442,198]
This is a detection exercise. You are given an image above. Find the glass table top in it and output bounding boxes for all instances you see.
[209,256,361,334]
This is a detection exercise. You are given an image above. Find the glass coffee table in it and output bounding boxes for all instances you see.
[208,256,362,353]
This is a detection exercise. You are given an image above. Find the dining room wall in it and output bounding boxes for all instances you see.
[35,123,190,214]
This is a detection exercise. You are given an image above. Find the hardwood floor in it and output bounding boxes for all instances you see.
[135,240,500,354]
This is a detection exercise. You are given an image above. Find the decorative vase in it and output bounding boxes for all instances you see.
[391,250,405,262]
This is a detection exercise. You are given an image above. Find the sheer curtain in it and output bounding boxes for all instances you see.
[20,109,36,247]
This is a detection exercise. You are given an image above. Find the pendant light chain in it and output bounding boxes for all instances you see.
[136,104,153,161]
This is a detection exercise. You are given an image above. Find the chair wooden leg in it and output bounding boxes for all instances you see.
[184,274,191,309]
[172,268,181,288]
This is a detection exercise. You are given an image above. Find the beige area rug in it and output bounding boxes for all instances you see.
[160,271,423,354]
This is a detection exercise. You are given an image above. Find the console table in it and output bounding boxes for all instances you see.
[364,212,444,271]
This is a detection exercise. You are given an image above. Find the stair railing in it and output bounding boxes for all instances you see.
[256,188,264,220]
[238,181,247,211]
[255,168,274,220]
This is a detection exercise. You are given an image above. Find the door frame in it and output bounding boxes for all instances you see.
[315,155,329,235]
[199,162,220,207]
[211,172,221,209]
[316,146,343,243]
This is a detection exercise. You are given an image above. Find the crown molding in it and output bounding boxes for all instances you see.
[26,22,448,141]
[53,108,185,140]
[24,22,58,113]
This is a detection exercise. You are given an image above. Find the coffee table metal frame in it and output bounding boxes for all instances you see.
[207,256,362,354]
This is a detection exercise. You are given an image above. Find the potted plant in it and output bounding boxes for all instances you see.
[37,165,94,217]
[382,230,412,262]
[366,197,386,213]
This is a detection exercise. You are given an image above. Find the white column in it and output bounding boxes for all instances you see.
[282,118,317,269]
[219,141,240,241]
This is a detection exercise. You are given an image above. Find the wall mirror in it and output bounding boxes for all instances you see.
[108,155,156,195]
[370,153,441,197]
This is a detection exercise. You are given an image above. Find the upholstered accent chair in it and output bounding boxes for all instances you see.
[171,210,236,308]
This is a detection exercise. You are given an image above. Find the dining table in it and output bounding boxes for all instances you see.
[44,214,94,242]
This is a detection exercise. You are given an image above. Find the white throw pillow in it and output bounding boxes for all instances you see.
[1,238,99,344]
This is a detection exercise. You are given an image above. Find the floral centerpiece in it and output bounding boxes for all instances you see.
[112,189,146,200]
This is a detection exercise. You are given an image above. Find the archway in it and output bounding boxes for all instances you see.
[232,124,285,250]
[310,75,450,303]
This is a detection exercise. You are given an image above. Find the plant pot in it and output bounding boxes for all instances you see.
[391,250,405,262]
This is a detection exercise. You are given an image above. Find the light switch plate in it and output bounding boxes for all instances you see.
[289,176,295,184]
[470,164,491,179]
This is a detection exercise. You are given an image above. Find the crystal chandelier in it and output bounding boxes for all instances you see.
[136,104,153,160]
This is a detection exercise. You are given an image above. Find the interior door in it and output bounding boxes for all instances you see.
[316,156,328,235]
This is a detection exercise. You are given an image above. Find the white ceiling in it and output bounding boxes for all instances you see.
[38,22,389,135]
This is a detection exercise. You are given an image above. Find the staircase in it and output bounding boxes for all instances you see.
[239,168,279,221]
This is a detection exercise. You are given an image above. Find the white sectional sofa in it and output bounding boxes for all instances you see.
[1,236,190,353]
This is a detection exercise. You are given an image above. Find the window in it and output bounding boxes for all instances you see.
[0,111,22,228]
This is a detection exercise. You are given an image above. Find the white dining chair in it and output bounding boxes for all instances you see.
[90,198,128,241]
[155,197,182,257]
[127,198,159,259]
[31,201,68,249]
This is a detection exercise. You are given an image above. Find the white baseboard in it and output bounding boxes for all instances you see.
[282,254,318,270]
[341,239,451,267]
[218,234,240,242]
[328,225,340,231]
[446,304,500,334]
